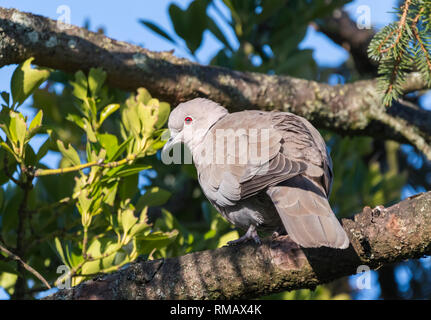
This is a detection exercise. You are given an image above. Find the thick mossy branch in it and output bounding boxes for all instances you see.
[1,7,431,154]
[44,192,431,300]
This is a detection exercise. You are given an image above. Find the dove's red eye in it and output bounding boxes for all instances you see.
[184,116,193,125]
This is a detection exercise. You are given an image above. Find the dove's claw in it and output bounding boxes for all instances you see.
[228,225,261,246]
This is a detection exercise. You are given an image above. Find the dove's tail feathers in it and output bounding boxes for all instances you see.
[267,176,349,249]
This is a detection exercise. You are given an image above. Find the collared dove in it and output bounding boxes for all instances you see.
[162,98,349,249]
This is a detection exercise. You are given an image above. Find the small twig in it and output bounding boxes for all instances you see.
[379,0,412,54]
[385,50,405,100]
[0,242,51,289]
[34,154,137,177]
[54,244,122,287]
[412,8,431,73]
[82,227,89,259]
[26,196,73,215]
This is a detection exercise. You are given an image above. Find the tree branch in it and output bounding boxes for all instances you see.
[1,7,431,155]
[315,9,377,75]
[44,192,431,300]
[0,241,51,290]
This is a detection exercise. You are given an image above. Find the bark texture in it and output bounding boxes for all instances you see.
[1,7,430,149]
[45,192,431,300]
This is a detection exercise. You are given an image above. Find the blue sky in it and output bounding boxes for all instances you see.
[0,0,402,300]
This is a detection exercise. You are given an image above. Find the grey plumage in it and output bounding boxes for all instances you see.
[163,98,349,249]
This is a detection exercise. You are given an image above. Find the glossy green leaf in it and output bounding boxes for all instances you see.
[111,164,151,178]
[82,118,97,142]
[11,57,50,107]
[9,112,27,151]
[71,71,88,101]
[57,140,81,166]
[1,91,10,106]
[53,237,68,266]
[120,207,138,235]
[98,133,119,160]
[88,68,107,98]
[136,230,178,255]
[29,110,43,132]
[168,1,208,54]
[139,20,177,45]
[99,103,120,126]
[118,173,139,201]
[155,102,170,129]
[108,136,132,162]
[140,186,171,207]
[0,142,18,161]
[66,114,85,130]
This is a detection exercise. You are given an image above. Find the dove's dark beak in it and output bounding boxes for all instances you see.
[162,130,182,156]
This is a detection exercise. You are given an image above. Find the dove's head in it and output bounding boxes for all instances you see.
[162,98,228,154]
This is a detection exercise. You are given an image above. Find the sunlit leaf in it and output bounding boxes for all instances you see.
[11,57,50,107]
[57,140,81,166]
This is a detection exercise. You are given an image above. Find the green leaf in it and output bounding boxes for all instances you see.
[82,118,97,143]
[155,102,170,129]
[207,16,233,51]
[108,164,151,178]
[102,181,118,206]
[11,57,50,107]
[88,68,107,97]
[108,136,132,162]
[1,190,21,247]
[24,144,37,166]
[217,230,239,247]
[1,91,10,106]
[56,140,81,166]
[0,142,18,161]
[9,112,27,151]
[0,272,18,295]
[29,109,43,132]
[168,1,208,54]
[139,20,177,45]
[135,88,152,105]
[53,237,68,267]
[136,230,178,255]
[140,186,171,207]
[35,137,51,163]
[122,105,141,137]
[66,113,85,130]
[77,191,92,217]
[120,207,138,235]
[98,133,119,160]
[71,71,88,101]
[99,103,120,126]
[118,173,139,201]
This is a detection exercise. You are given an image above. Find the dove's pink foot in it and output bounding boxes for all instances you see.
[228,225,261,245]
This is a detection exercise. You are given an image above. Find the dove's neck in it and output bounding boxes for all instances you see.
[185,109,228,156]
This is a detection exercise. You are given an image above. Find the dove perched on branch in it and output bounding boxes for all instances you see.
[162,98,349,249]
